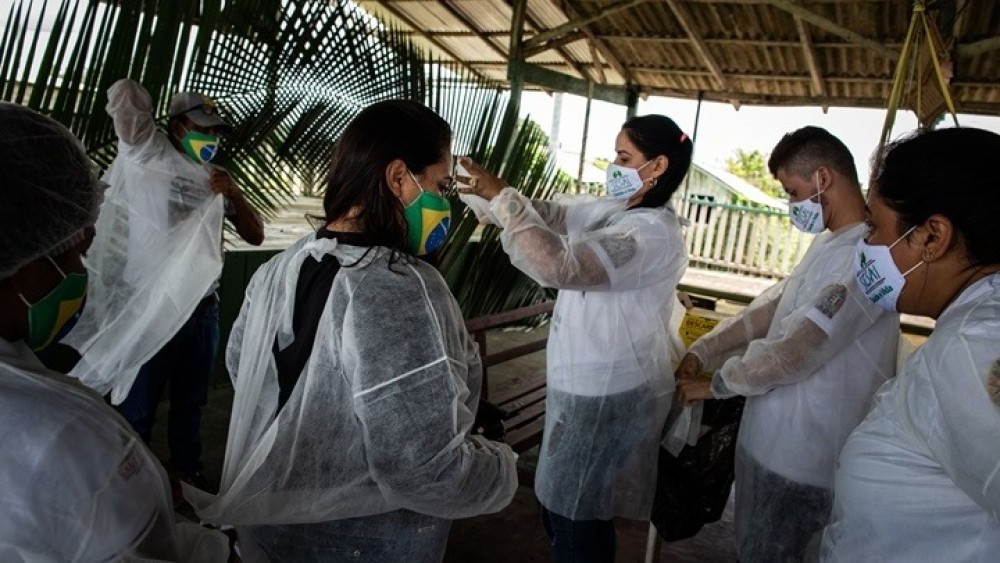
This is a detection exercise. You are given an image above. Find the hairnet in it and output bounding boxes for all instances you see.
[0,103,103,278]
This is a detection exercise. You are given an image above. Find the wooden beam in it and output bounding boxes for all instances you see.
[372,3,486,78]
[795,16,826,97]
[523,31,587,58]
[520,62,633,105]
[764,0,899,60]
[521,12,593,82]
[590,41,607,85]
[957,35,1000,58]
[522,0,649,52]
[558,1,634,83]
[438,0,509,61]
[664,0,730,91]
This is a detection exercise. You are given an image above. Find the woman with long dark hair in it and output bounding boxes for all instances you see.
[460,114,692,563]
[190,100,517,562]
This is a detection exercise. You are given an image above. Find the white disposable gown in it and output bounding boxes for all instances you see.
[489,187,687,520]
[822,273,1000,562]
[187,235,517,550]
[64,79,224,403]
[0,339,229,562]
[688,222,899,561]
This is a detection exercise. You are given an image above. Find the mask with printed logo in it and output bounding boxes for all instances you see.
[180,129,219,164]
[605,161,652,199]
[18,256,88,351]
[405,172,452,255]
[789,174,826,233]
[854,226,922,312]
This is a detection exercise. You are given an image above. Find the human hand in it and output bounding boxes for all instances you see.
[456,156,507,201]
[674,353,703,382]
[676,378,713,406]
[209,168,237,197]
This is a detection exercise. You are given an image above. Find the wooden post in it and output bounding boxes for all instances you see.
[501,0,528,160]
[578,80,594,193]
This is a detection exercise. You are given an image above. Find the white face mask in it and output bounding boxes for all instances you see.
[605,160,652,199]
[854,225,923,312]
[788,174,826,233]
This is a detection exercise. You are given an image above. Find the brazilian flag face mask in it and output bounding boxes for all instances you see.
[180,129,219,164]
[18,256,88,351]
[404,172,452,256]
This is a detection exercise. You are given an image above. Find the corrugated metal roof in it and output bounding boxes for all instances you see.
[359,0,1000,114]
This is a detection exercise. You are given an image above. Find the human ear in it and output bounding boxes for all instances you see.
[385,159,408,200]
[920,214,956,262]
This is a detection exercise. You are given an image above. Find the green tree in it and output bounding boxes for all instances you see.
[725,149,785,199]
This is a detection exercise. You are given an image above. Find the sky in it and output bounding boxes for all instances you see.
[519,91,1000,186]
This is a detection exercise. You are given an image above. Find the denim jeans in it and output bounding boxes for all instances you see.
[541,506,616,563]
[241,509,452,563]
[116,297,219,476]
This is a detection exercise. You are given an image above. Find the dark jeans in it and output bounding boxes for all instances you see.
[541,506,616,563]
[117,297,219,476]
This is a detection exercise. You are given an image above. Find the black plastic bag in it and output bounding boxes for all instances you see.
[651,396,745,542]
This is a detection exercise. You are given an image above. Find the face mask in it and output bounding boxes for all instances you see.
[18,256,89,351]
[605,161,652,199]
[179,129,219,164]
[788,174,826,233]
[854,226,922,312]
[405,172,452,255]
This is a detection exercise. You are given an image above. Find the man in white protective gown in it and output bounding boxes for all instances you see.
[676,126,899,563]
[0,102,231,563]
[187,100,517,563]
[821,127,1000,562]
[458,114,693,563]
[64,78,264,491]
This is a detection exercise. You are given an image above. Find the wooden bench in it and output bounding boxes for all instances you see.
[465,301,554,475]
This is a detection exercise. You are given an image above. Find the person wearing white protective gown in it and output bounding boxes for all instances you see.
[821,127,1000,562]
[458,114,692,563]
[677,126,899,563]
[64,78,264,490]
[187,100,517,563]
[0,102,230,562]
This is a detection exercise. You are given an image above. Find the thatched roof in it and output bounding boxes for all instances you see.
[359,0,1000,115]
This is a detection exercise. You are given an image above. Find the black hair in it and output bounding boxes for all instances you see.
[620,114,693,209]
[323,100,451,257]
[871,127,1000,267]
[768,125,859,186]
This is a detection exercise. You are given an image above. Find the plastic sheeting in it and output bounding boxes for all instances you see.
[822,273,1000,562]
[64,79,224,403]
[489,187,687,520]
[187,235,517,546]
[0,339,228,562]
[688,222,899,562]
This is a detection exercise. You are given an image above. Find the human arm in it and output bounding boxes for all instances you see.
[708,279,893,399]
[344,265,517,518]
[106,78,156,147]
[207,167,264,246]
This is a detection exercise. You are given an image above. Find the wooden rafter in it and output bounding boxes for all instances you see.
[764,0,899,60]
[373,2,487,78]
[438,0,509,61]
[795,16,826,97]
[558,0,634,83]
[958,36,1000,57]
[521,12,594,83]
[523,31,587,58]
[664,0,730,91]
[522,0,649,52]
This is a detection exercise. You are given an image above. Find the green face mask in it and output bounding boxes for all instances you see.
[404,172,452,255]
[18,256,88,351]
[180,129,219,164]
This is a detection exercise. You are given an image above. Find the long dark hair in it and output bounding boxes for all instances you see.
[872,127,1000,267]
[323,100,451,257]
[621,114,693,209]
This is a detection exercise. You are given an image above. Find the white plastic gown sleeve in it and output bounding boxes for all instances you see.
[64,79,224,403]
[708,273,891,399]
[0,341,228,562]
[821,274,1000,562]
[687,279,787,373]
[188,237,517,527]
[490,187,672,291]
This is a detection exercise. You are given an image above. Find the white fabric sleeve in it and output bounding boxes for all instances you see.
[709,279,890,399]
[344,267,517,519]
[687,279,786,372]
[106,78,156,148]
[491,187,678,292]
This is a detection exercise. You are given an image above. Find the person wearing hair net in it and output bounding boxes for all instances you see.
[820,128,1000,561]
[0,103,230,562]
[63,78,264,491]
[458,114,691,563]
[185,100,517,562]
[675,126,899,562]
